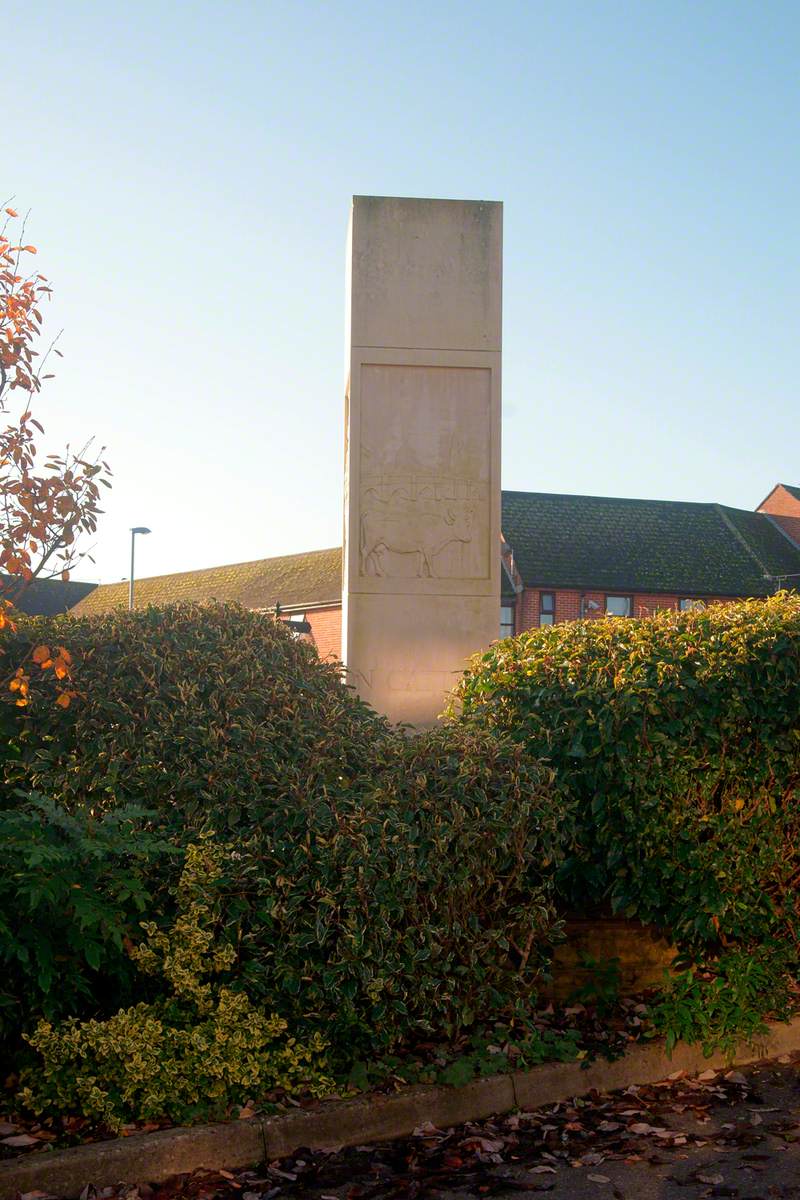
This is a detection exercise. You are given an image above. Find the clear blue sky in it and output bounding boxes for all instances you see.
[8,0,799,583]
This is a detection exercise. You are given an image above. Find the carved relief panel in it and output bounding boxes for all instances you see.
[358,364,491,582]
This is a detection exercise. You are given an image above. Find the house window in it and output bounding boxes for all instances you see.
[285,612,312,634]
[606,595,632,618]
[679,598,706,612]
[500,604,515,639]
[539,592,555,626]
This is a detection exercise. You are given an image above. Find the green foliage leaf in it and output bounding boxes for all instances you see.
[453,594,800,959]
[21,841,332,1129]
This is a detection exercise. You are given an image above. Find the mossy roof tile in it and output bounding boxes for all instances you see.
[73,547,343,615]
[74,491,800,616]
[5,577,97,616]
[501,491,800,596]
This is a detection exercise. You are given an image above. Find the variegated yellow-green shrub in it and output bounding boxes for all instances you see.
[0,605,568,1059]
[20,840,333,1129]
[0,602,386,1055]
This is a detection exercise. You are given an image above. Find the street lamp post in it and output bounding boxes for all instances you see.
[129,527,151,610]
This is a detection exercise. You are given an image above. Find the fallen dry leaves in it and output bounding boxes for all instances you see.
[9,1055,800,1200]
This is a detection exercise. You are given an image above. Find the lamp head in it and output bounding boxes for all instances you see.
[131,527,151,535]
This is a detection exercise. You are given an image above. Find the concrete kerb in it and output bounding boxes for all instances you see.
[4,1017,800,1200]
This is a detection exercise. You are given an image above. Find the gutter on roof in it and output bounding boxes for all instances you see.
[256,599,342,615]
[272,576,795,607]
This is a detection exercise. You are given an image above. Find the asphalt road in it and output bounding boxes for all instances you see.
[279,1054,800,1200]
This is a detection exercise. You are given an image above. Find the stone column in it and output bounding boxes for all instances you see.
[342,196,502,727]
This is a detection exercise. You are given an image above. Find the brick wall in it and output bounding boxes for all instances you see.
[516,589,539,631]
[302,592,743,650]
[758,485,800,519]
[515,589,737,632]
[305,606,342,661]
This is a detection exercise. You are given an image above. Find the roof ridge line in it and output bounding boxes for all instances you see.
[90,546,342,589]
[763,512,800,552]
[501,488,716,509]
[714,505,772,582]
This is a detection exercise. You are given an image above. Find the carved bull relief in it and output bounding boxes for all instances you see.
[360,491,476,578]
[357,363,491,583]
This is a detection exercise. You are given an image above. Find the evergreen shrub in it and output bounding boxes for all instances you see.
[0,797,171,1053]
[21,841,333,1128]
[223,724,568,1054]
[453,593,800,956]
[4,602,385,828]
[2,605,569,1056]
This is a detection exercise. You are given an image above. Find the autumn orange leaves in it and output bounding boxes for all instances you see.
[1,206,111,596]
[2,602,76,707]
[1,204,50,404]
[1,201,110,709]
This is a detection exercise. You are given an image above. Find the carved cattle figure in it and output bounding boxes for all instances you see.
[360,501,474,578]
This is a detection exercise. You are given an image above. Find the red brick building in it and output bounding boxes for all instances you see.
[757,483,800,553]
[73,483,800,661]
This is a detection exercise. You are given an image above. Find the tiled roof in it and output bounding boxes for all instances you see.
[781,484,800,503]
[768,514,800,549]
[71,489,800,616]
[501,491,800,596]
[72,547,342,616]
[2,576,96,616]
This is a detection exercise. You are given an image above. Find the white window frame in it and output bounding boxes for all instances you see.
[539,592,555,626]
[500,603,515,639]
[605,595,632,618]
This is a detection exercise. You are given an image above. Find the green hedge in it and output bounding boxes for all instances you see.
[1,605,569,1057]
[5,594,800,1084]
[4,602,384,828]
[222,723,568,1053]
[21,841,333,1129]
[453,593,800,954]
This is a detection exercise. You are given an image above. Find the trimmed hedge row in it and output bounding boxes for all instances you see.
[223,723,568,1052]
[3,602,384,827]
[453,593,800,954]
[1,604,569,1058]
[6,593,800,1078]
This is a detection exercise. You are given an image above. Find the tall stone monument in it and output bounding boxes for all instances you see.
[342,196,502,726]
